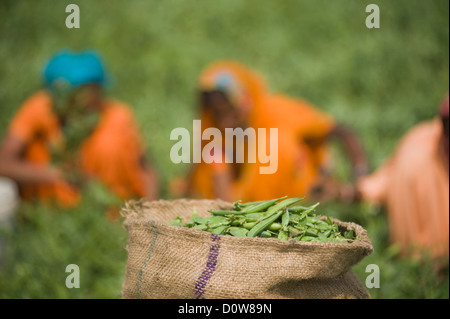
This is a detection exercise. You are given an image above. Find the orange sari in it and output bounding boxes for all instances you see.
[190,61,335,202]
[8,90,148,207]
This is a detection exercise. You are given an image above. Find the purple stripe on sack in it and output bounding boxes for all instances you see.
[194,233,221,299]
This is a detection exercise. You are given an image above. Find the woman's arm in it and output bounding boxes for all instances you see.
[306,123,369,203]
[327,123,370,180]
[140,160,160,201]
[0,133,62,184]
[212,169,234,202]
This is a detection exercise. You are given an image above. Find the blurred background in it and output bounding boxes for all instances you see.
[0,0,448,298]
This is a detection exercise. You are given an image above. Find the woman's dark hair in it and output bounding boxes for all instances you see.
[199,90,231,110]
[442,114,449,139]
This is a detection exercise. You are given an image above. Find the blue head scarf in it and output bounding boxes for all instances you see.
[43,50,110,93]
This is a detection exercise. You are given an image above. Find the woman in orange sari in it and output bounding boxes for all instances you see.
[357,94,449,264]
[180,60,368,203]
[0,50,159,207]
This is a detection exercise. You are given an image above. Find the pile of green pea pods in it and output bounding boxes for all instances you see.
[170,196,357,242]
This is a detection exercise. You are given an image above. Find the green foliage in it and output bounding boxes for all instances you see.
[0,182,127,299]
[0,0,448,298]
[321,201,449,299]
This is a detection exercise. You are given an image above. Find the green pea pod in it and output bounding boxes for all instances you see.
[278,230,289,241]
[238,200,280,209]
[306,216,319,224]
[210,216,229,224]
[316,222,331,232]
[233,200,242,210]
[288,226,303,237]
[322,229,332,238]
[193,216,213,224]
[228,227,248,237]
[344,230,355,239]
[288,213,303,223]
[247,210,284,237]
[244,213,266,222]
[239,196,288,213]
[287,202,319,213]
[237,199,266,207]
[193,224,208,231]
[327,216,333,225]
[208,220,230,228]
[211,225,228,235]
[210,210,245,216]
[316,219,329,226]
[260,231,272,238]
[185,220,196,227]
[243,222,256,230]
[301,203,320,216]
[185,210,198,227]
[305,229,318,237]
[207,216,230,228]
[296,218,307,228]
[230,219,244,226]
[268,222,282,231]
[287,205,309,213]
[170,216,184,226]
[261,197,304,221]
[281,211,290,230]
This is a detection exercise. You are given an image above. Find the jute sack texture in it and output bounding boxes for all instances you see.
[121,199,373,299]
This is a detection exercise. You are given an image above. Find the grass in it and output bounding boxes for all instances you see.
[0,0,448,299]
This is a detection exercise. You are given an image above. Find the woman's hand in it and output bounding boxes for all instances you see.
[310,179,360,204]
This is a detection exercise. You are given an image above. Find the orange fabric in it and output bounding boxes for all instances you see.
[189,110,231,199]
[8,90,147,206]
[80,101,147,199]
[358,119,449,260]
[9,91,63,164]
[190,61,335,202]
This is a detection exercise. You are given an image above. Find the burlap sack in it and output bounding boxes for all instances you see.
[121,199,373,299]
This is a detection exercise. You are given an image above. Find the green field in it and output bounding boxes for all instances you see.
[0,0,448,299]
